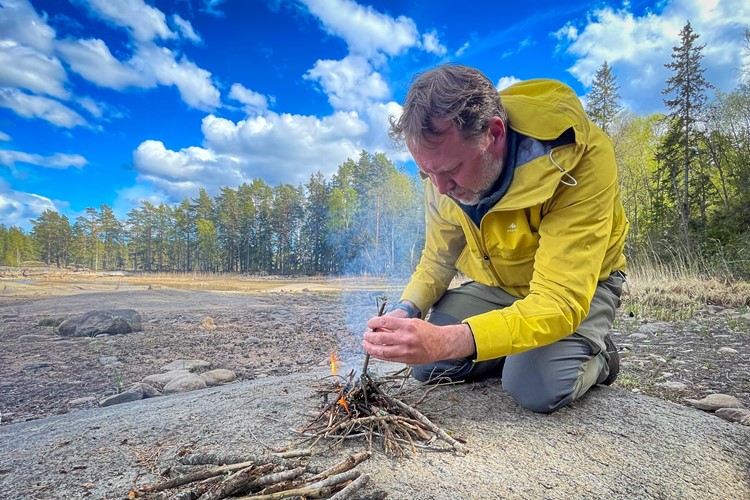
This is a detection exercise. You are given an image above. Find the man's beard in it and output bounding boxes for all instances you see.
[449,150,504,206]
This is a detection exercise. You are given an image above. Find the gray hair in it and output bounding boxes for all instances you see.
[389,64,507,149]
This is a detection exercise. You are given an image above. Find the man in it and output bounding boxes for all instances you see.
[362,64,629,414]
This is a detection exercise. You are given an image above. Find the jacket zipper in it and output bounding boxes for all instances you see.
[467,216,503,284]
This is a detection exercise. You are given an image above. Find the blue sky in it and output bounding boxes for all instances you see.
[1,0,748,230]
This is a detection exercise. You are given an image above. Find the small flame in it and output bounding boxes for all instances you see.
[338,396,350,413]
[330,351,338,377]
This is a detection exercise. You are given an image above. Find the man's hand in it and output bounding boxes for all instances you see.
[362,315,475,365]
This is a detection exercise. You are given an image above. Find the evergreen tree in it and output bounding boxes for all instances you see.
[661,20,714,251]
[586,61,622,134]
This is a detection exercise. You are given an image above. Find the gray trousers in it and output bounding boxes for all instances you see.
[412,273,624,413]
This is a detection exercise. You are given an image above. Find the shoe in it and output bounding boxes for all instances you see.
[600,333,620,385]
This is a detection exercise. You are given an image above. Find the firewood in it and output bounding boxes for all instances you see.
[328,473,370,500]
[232,469,360,500]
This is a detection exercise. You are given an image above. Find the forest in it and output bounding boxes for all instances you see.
[2,23,749,279]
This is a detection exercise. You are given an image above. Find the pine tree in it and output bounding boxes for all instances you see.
[661,20,714,251]
[586,61,622,134]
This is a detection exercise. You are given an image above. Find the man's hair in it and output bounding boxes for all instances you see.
[389,64,507,149]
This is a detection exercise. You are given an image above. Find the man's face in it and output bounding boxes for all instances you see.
[409,120,505,206]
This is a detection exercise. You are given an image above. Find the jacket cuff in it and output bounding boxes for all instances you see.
[464,312,512,362]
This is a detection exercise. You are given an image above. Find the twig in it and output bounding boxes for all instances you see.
[328,473,370,500]
[233,470,360,500]
[307,451,371,482]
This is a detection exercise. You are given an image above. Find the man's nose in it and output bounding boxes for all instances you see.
[432,173,454,195]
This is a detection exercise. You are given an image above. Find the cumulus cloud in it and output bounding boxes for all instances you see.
[304,55,389,111]
[301,0,419,57]
[421,30,447,56]
[75,0,175,42]
[0,0,56,53]
[0,88,87,128]
[0,180,58,229]
[229,83,269,115]
[555,0,750,112]
[0,149,87,169]
[0,40,69,98]
[56,37,146,89]
[496,76,522,90]
[172,14,202,44]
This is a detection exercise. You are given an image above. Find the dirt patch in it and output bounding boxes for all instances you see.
[0,275,748,426]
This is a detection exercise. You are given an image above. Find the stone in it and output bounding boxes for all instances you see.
[99,385,144,407]
[98,356,121,366]
[685,394,745,412]
[627,333,649,341]
[718,347,739,354]
[135,383,162,398]
[142,370,190,390]
[200,369,237,386]
[656,381,687,390]
[163,373,207,394]
[244,336,261,344]
[68,396,97,406]
[161,359,212,372]
[715,407,750,426]
[58,309,143,337]
[18,334,50,341]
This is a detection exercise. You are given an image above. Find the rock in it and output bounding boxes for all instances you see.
[99,385,144,407]
[98,356,121,366]
[685,394,745,412]
[163,373,207,394]
[68,397,97,406]
[627,333,649,341]
[715,407,750,426]
[656,381,687,390]
[135,383,162,398]
[18,334,50,341]
[200,369,237,386]
[161,359,212,372]
[58,309,143,337]
[245,336,261,344]
[142,370,190,390]
[717,347,738,354]
[738,312,750,321]
[200,316,216,330]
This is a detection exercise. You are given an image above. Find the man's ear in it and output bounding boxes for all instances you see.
[487,116,506,154]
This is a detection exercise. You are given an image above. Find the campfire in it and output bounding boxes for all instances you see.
[296,299,467,457]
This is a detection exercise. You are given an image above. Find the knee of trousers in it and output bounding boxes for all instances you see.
[501,374,574,414]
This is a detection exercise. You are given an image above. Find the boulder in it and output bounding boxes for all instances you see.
[58,309,143,337]
[142,370,190,391]
[200,369,237,386]
[685,393,745,411]
[161,359,212,372]
[163,373,208,394]
[99,385,144,407]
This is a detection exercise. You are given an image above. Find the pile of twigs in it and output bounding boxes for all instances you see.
[131,449,384,499]
[297,367,467,457]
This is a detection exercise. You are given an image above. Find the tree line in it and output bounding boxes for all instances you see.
[2,22,749,278]
[2,151,425,276]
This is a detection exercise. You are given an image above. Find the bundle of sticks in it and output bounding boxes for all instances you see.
[131,450,384,500]
[297,367,467,457]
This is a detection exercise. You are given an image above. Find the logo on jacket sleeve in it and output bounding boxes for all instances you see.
[507,222,517,232]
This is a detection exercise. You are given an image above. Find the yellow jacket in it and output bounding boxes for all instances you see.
[402,79,629,361]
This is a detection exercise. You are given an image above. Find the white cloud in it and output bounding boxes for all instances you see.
[76,0,175,42]
[0,180,58,229]
[421,30,447,56]
[304,55,389,111]
[455,41,470,57]
[0,131,10,141]
[172,14,202,44]
[0,149,87,169]
[141,45,220,111]
[0,40,69,98]
[301,0,419,57]
[496,76,522,91]
[556,0,750,113]
[229,83,269,115]
[0,88,87,128]
[56,38,147,89]
[0,0,56,53]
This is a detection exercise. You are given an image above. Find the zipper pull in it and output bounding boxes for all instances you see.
[483,254,490,261]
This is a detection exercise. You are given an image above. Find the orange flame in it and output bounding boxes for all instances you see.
[338,396,350,413]
[330,351,338,377]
